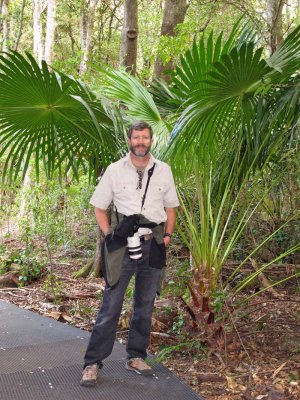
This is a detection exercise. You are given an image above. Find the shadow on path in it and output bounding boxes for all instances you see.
[0,300,204,400]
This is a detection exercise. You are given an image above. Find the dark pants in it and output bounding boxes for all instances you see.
[83,239,162,368]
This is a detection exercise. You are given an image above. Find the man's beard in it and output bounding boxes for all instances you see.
[130,144,151,157]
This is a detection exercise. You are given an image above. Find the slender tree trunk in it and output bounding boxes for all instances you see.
[105,0,122,64]
[267,0,284,55]
[44,0,57,66]
[79,0,98,76]
[67,22,76,57]
[154,0,188,80]
[33,0,44,64]
[120,0,138,75]
[18,166,32,220]
[14,0,26,51]
[2,0,10,52]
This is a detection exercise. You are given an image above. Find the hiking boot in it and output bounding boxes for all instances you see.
[80,364,99,387]
[125,358,153,376]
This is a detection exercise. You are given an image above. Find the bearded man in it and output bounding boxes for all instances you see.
[80,121,179,386]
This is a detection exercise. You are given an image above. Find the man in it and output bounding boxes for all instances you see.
[80,121,179,387]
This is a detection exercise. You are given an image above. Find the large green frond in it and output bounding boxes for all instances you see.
[97,68,171,153]
[0,52,124,181]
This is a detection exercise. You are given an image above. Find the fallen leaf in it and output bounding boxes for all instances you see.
[271,361,288,379]
[44,311,61,320]
[226,375,238,390]
[61,313,73,322]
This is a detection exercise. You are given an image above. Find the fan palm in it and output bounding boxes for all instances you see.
[98,21,300,315]
[0,51,126,183]
[0,22,299,311]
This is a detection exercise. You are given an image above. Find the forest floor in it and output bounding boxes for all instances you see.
[0,234,299,400]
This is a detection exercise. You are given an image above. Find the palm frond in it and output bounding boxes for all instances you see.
[96,67,171,152]
[0,52,124,181]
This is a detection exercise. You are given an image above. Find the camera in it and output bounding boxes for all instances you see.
[127,232,142,260]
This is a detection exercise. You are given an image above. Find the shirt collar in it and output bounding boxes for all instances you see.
[123,152,156,170]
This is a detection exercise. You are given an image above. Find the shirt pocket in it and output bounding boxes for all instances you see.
[114,180,134,193]
[149,183,168,201]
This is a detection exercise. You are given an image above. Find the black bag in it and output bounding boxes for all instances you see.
[113,214,140,239]
[149,239,166,269]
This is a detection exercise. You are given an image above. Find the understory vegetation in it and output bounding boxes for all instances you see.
[0,2,300,398]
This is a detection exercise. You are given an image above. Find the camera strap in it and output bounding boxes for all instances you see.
[115,162,156,222]
[140,163,155,213]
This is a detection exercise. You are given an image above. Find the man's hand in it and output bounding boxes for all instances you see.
[95,207,110,235]
[163,236,171,247]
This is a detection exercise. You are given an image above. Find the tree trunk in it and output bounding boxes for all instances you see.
[105,0,122,64]
[73,225,104,278]
[2,0,10,53]
[120,0,138,75]
[154,0,188,80]
[33,0,44,64]
[267,0,284,55]
[14,0,26,51]
[79,0,98,76]
[44,0,57,66]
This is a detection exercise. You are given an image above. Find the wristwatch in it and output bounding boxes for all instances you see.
[163,233,172,238]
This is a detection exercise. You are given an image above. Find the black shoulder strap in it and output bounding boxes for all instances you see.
[115,163,156,220]
[141,163,155,212]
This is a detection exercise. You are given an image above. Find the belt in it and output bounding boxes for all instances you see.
[140,233,153,241]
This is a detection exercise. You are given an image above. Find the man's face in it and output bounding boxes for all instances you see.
[128,128,152,157]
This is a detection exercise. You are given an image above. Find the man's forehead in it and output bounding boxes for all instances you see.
[131,128,151,137]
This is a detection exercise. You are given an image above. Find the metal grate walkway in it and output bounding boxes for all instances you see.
[0,300,204,400]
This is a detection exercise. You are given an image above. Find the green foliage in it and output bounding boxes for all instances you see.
[43,274,63,302]
[1,15,300,320]
[170,313,185,335]
[15,166,96,249]
[18,258,45,286]
[156,339,208,362]
[0,52,126,182]
[99,21,300,308]
[2,249,46,286]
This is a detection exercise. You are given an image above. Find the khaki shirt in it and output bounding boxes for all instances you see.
[90,153,179,224]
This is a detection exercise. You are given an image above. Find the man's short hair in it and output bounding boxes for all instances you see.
[127,121,153,139]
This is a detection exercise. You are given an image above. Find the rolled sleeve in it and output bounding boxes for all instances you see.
[163,167,179,208]
[90,167,113,209]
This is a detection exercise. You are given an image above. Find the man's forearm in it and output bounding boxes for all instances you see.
[165,207,176,234]
[95,208,110,235]
[164,207,176,246]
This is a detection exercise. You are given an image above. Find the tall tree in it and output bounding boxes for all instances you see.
[154,0,188,80]
[79,0,98,75]
[120,0,138,75]
[14,0,26,51]
[267,0,284,54]
[44,0,57,65]
[33,0,44,64]
[1,0,10,52]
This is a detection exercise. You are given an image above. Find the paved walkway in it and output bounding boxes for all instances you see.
[0,300,204,400]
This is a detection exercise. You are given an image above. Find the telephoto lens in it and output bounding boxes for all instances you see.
[127,232,142,260]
